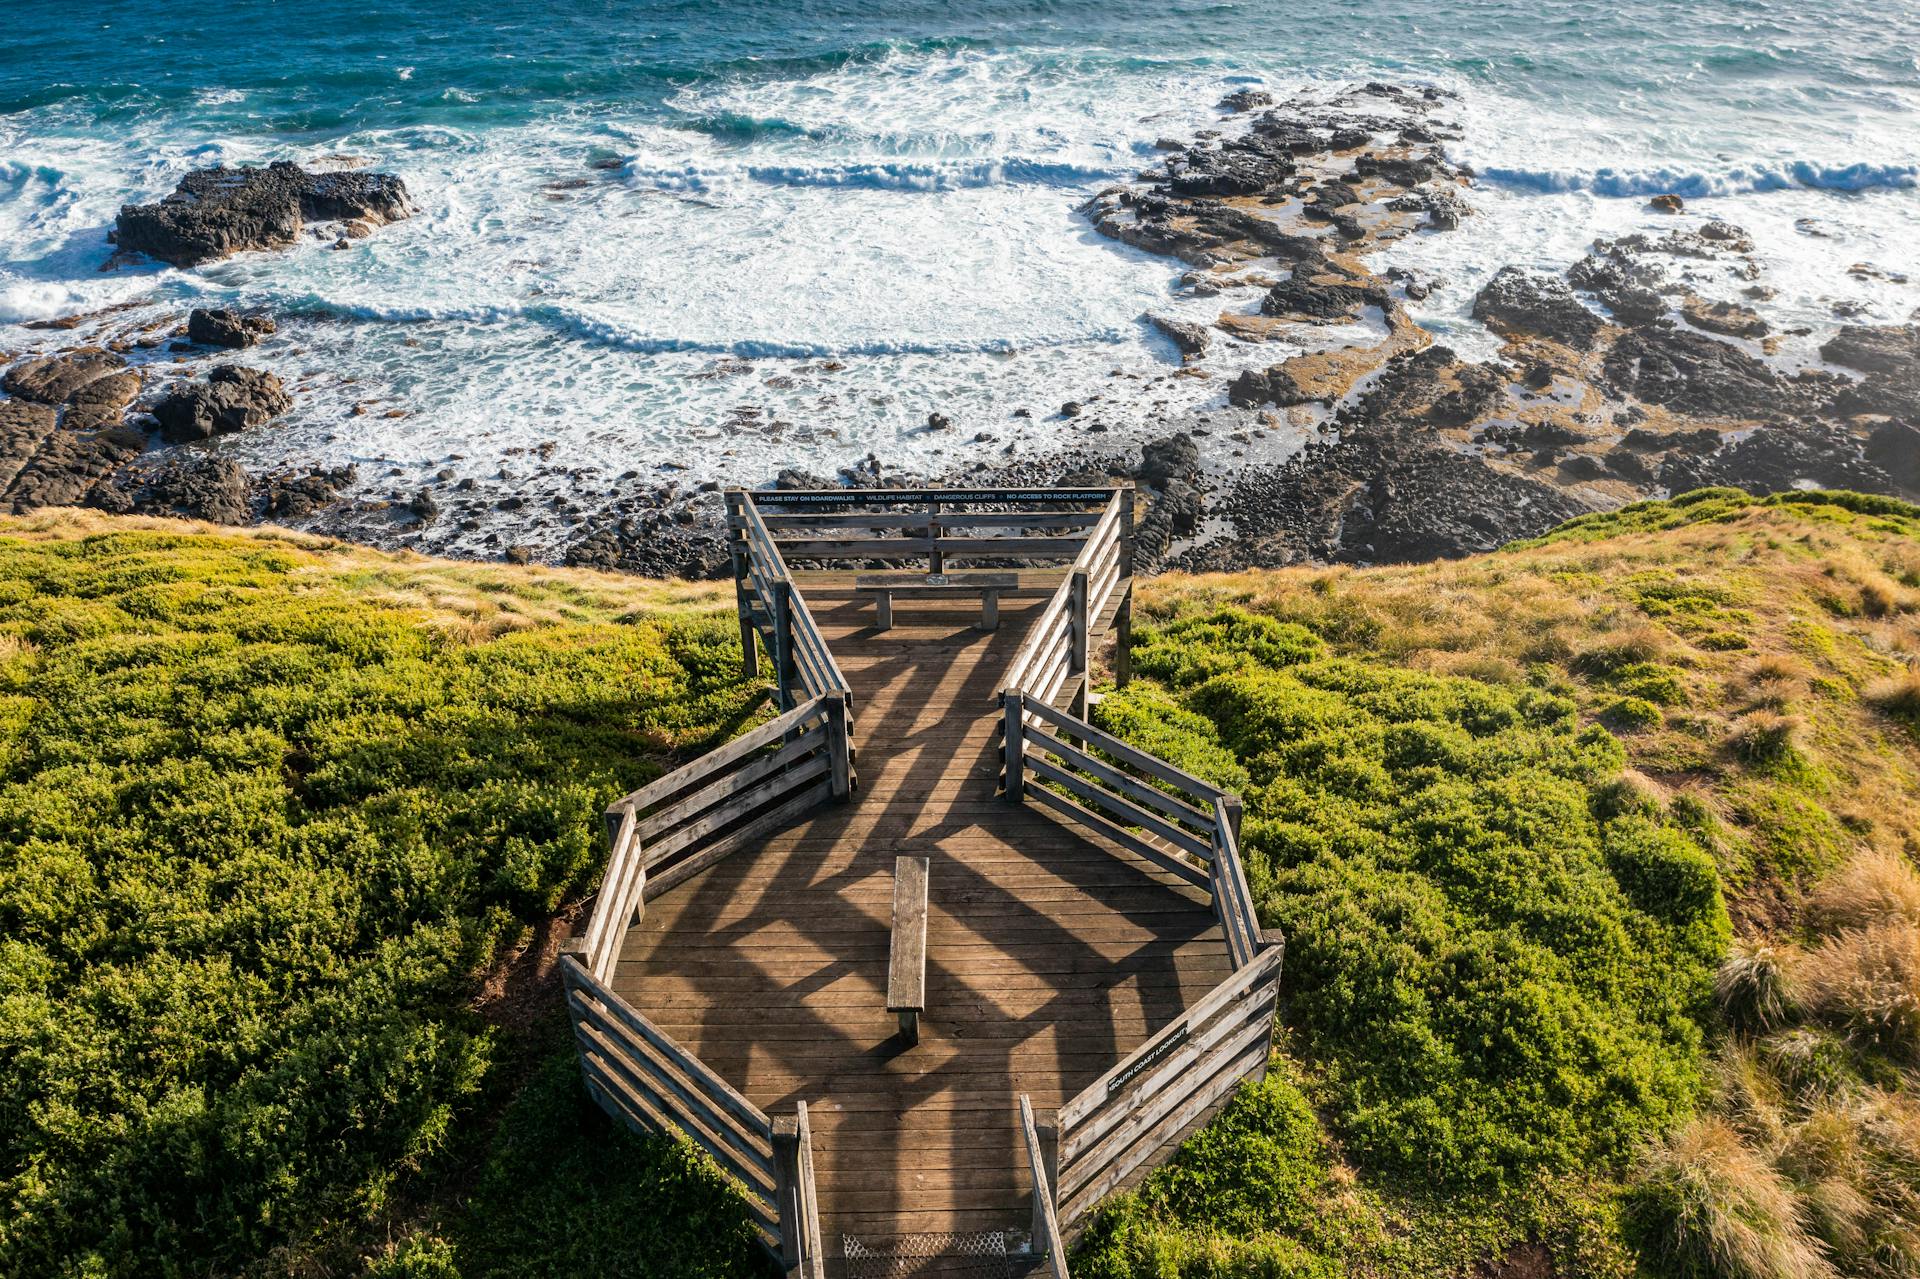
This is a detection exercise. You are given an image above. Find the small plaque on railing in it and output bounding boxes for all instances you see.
[1108,1023,1189,1096]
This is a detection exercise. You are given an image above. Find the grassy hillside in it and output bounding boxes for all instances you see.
[0,511,764,1278]
[1078,489,1920,1278]
[3,491,1917,1279]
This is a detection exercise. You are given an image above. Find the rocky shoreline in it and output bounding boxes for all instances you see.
[0,93,1915,577]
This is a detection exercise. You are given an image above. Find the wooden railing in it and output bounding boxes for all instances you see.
[1021,1095,1070,1278]
[560,953,797,1252]
[727,490,853,710]
[997,489,1133,712]
[1051,944,1284,1230]
[1002,692,1264,970]
[583,694,852,983]
[773,1101,827,1279]
[742,487,1121,575]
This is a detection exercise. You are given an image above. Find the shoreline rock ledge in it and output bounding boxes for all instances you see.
[114,161,412,267]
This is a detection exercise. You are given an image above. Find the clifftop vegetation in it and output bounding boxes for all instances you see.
[2,490,1917,1278]
[1079,489,1920,1277]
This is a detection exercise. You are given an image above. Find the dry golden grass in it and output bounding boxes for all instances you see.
[1796,925,1920,1060]
[1143,499,1920,914]
[1806,851,1920,936]
[1865,666,1920,719]
[1637,1116,1836,1279]
[1719,940,1799,1031]
[0,507,733,638]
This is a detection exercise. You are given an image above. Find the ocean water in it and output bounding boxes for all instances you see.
[1,0,1917,518]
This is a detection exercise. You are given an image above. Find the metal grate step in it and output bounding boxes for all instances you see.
[843,1231,1031,1279]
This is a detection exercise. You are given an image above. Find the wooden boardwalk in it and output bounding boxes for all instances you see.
[612,594,1235,1268]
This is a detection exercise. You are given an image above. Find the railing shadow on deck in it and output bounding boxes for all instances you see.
[561,484,1284,1277]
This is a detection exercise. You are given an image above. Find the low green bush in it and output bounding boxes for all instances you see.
[0,530,763,1278]
[1087,605,1730,1256]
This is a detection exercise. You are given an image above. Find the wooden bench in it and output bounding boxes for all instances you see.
[854,572,1033,631]
[887,856,929,1045]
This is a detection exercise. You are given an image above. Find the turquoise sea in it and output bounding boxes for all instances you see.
[2,0,1916,539]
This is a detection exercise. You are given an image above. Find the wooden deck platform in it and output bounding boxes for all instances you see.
[612,594,1234,1268]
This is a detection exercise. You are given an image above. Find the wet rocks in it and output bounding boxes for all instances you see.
[1228,364,1319,408]
[1822,325,1920,417]
[3,350,129,405]
[1261,278,1384,322]
[115,161,412,267]
[1822,324,1920,376]
[1167,143,1295,197]
[259,465,356,519]
[1566,251,1670,327]
[152,365,292,443]
[1388,187,1470,231]
[1218,88,1275,113]
[99,456,253,523]
[1648,194,1685,214]
[1662,421,1896,497]
[1173,422,1593,570]
[1149,314,1211,359]
[187,308,277,349]
[1603,326,1796,419]
[1681,297,1769,340]
[1472,267,1606,350]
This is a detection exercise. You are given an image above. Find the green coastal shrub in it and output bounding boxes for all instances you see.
[0,530,761,1278]
[1096,607,1730,1197]
[1075,1068,1352,1279]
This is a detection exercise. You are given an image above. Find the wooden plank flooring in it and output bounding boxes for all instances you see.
[614,594,1232,1271]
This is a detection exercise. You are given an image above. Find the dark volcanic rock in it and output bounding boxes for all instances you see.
[0,400,59,494]
[187,308,277,349]
[1138,433,1200,488]
[1149,314,1211,358]
[2,350,128,405]
[1229,364,1319,408]
[1566,252,1670,327]
[1821,326,1920,418]
[106,456,252,523]
[153,365,292,442]
[1218,88,1275,113]
[2,422,146,512]
[1822,325,1920,376]
[1662,421,1897,497]
[1682,297,1769,340]
[1172,422,1592,569]
[1603,327,1794,419]
[259,465,356,519]
[115,161,412,267]
[1168,145,1294,197]
[1472,266,1606,350]
[1261,278,1384,322]
[1868,420,1920,491]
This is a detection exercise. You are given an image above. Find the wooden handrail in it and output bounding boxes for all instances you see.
[584,694,849,980]
[1003,690,1272,974]
[1021,1095,1070,1278]
[560,955,785,1245]
[1053,944,1284,1228]
[746,486,1120,506]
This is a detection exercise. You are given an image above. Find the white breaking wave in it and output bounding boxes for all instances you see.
[1479,159,1920,198]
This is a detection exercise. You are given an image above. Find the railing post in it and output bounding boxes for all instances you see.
[927,499,943,575]
[826,692,853,800]
[773,1103,825,1279]
[726,491,758,678]
[1068,568,1090,717]
[772,1115,801,1272]
[1003,694,1025,801]
[1021,1095,1069,1278]
[1116,486,1135,689]
[1222,794,1244,845]
[772,578,795,711]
